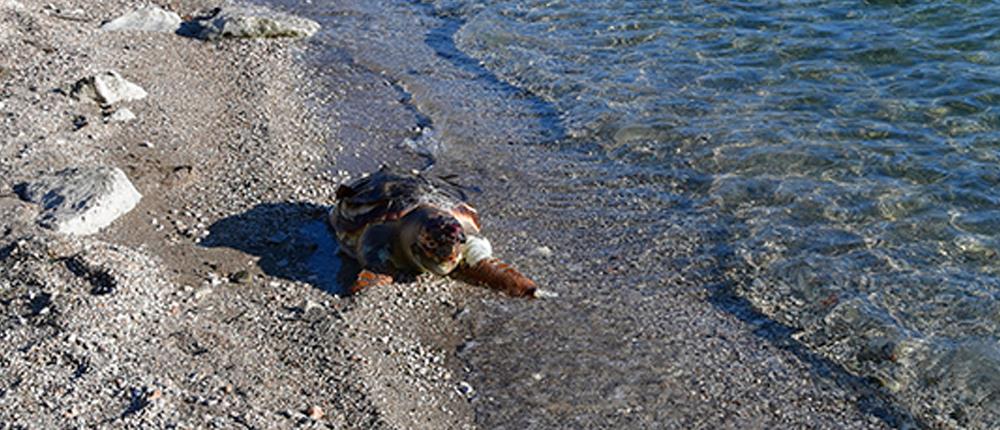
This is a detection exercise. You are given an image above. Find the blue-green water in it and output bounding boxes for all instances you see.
[273,0,1000,426]
[449,1,1000,426]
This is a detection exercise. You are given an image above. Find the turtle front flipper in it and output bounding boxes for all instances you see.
[349,224,398,295]
[453,258,537,297]
[351,270,394,294]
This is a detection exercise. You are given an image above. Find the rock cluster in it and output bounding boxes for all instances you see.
[31,4,322,237]
[98,4,323,40]
[185,6,321,40]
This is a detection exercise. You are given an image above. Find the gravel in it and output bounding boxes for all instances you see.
[0,0,463,427]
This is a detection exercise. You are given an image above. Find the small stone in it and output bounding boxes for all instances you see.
[45,5,88,21]
[193,286,212,300]
[532,246,554,257]
[207,273,224,287]
[533,289,560,299]
[306,405,324,420]
[147,388,163,401]
[229,270,251,284]
[101,6,182,33]
[72,70,147,106]
[104,107,136,123]
[457,381,475,399]
[303,299,323,314]
[14,166,142,236]
[72,115,88,130]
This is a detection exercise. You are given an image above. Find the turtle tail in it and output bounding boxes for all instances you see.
[453,258,537,298]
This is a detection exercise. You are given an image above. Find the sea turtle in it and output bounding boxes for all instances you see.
[330,167,545,297]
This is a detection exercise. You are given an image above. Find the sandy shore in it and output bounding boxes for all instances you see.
[0,1,475,428]
[0,0,918,428]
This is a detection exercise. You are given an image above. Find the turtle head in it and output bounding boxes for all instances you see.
[411,211,466,275]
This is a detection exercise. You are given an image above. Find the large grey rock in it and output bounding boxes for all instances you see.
[15,166,142,236]
[188,6,320,40]
[101,5,182,33]
[72,70,148,106]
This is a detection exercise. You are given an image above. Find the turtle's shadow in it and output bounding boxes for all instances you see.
[200,202,359,296]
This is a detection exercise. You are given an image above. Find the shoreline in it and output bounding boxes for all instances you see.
[1,0,916,428]
[275,0,916,427]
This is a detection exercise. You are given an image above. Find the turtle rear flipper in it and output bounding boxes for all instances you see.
[453,258,537,298]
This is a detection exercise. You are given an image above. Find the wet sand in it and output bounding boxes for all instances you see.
[0,0,914,428]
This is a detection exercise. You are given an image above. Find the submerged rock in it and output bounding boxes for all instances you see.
[72,70,147,106]
[184,6,320,40]
[100,5,182,33]
[15,166,142,236]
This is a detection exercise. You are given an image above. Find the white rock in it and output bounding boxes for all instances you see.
[533,288,560,299]
[101,6,182,33]
[191,6,320,40]
[92,71,148,105]
[105,107,136,123]
[16,166,142,236]
[193,286,213,300]
[456,381,475,399]
[304,300,324,313]
[73,71,147,106]
[531,245,554,257]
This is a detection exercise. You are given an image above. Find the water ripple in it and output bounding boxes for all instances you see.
[438,0,1000,426]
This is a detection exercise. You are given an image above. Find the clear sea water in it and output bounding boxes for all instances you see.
[271,0,1000,426]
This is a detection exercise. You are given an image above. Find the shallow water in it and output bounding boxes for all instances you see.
[445,1,1000,425]
[269,0,1000,426]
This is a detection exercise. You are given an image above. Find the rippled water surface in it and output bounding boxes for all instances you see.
[271,0,1000,426]
[438,0,1000,425]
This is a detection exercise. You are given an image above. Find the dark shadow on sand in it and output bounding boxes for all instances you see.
[201,202,359,296]
[174,8,221,39]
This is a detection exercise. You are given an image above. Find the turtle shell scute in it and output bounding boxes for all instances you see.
[332,168,471,237]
